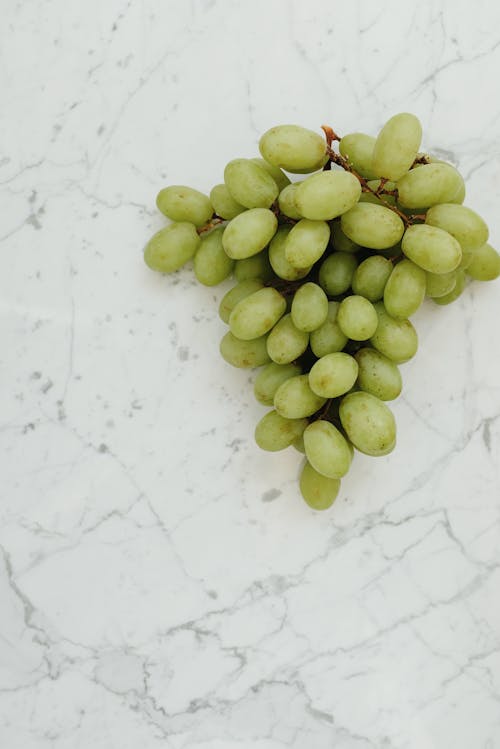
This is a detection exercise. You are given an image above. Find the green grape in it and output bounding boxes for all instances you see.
[467,243,500,281]
[219,279,264,323]
[259,125,327,173]
[224,159,278,208]
[229,287,286,340]
[340,391,396,456]
[450,175,466,204]
[352,255,392,301]
[291,282,329,332]
[339,133,378,178]
[318,252,358,296]
[268,226,311,280]
[222,208,278,259]
[355,348,402,401]
[266,314,309,364]
[383,259,426,319]
[425,204,489,252]
[310,301,348,357]
[285,219,331,268]
[308,352,359,398]
[370,302,418,363]
[234,250,274,282]
[278,184,303,220]
[340,203,405,249]
[254,362,302,405]
[194,227,234,286]
[425,270,457,298]
[156,186,213,227]
[337,296,379,340]
[219,332,270,368]
[359,180,397,206]
[331,222,360,253]
[401,224,462,274]
[209,184,245,219]
[254,410,308,452]
[250,158,291,191]
[294,170,361,220]
[433,270,467,305]
[144,222,200,273]
[371,113,422,181]
[303,420,352,479]
[300,461,341,510]
[274,375,326,418]
[396,163,464,208]
[293,433,306,453]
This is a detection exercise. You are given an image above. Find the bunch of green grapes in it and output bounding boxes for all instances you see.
[143,114,500,511]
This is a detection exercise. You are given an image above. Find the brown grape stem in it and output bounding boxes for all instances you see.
[326,146,411,227]
[197,216,226,235]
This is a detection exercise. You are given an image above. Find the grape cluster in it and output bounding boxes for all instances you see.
[143,114,500,511]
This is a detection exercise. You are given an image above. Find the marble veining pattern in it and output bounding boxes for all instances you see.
[1,1,500,747]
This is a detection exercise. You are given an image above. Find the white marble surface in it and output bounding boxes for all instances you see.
[1,1,500,747]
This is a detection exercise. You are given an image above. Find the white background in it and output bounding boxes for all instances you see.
[1,1,500,747]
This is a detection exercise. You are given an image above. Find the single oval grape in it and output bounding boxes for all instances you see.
[194,227,234,286]
[253,362,302,406]
[219,332,271,368]
[278,184,303,219]
[425,270,457,298]
[309,352,359,398]
[331,221,361,253]
[156,186,213,227]
[144,222,200,273]
[229,287,286,340]
[255,410,308,452]
[433,270,467,305]
[234,250,274,282]
[293,433,306,453]
[300,461,341,510]
[224,158,278,208]
[425,204,489,252]
[294,170,361,221]
[383,259,426,319]
[274,375,326,419]
[339,133,378,179]
[285,219,331,268]
[250,158,290,192]
[352,255,393,301]
[341,203,405,249]
[266,314,309,364]
[219,279,264,323]
[303,420,352,479]
[310,301,348,357]
[318,252,358,296]
[396,163,464,208]
[369,302,418,363]
[339,391,396,456]
[337,296,379,341]
[268,226,311,280]
[222,208,278,259]
[291,282,329,332]
[259,125,327,173]
[355,348,402,401]
[372,113,422,181]
[209,184,245,220]
[402,224,462,274]
[467,243,500,281]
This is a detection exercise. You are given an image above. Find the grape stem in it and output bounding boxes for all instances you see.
[326,145,411,227]
[197,216,226,235]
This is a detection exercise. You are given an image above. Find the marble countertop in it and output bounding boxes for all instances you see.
[1,2,500,747]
